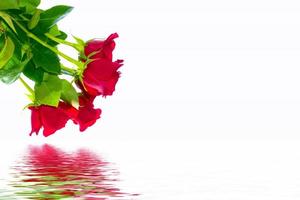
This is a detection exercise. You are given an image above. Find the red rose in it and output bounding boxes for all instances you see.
[29,97,101,136]
[29,102,77,137]
[84,33,118,60]
[73,95,101,132]
[82,59,123,96]
[80,33,123,97]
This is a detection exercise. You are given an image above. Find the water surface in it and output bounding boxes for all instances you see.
[0,144,138,199]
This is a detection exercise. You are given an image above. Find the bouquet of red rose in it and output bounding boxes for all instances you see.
[0,0,123,136]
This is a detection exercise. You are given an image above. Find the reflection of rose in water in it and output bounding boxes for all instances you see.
[10,144,138,199]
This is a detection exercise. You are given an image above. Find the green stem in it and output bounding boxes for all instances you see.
[13,19,82,68]
[61,64,76,75]
[45,33,82,52]
[19,77,34,94]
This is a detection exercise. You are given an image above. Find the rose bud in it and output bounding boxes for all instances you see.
[84,33,119,60]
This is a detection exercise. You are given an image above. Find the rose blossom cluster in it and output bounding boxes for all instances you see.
[29,33,123,137]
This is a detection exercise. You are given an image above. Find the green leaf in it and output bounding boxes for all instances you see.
[31,41,60,74]
[10,20,28,44]
[19,0,41,13]
[0,21,22,59]
[34,5,73,33]
[0,0,19,11]
[48,25,61,37]
[28,9,41,30]
[57,30,67,40]
[73,35,85,46]
[6,30,22,59]
[0,55,31,84]
[0,11,17,33]
[47,26,67,46]
[72,35,85,54]
[0,36,15,69]
[0,33,4,47]
[23,60,44,83]
[34,74,62,107]
[61,79,78,108]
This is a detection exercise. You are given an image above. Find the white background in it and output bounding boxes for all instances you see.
[1,0,300,199]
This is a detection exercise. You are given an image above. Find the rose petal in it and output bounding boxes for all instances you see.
[83,59,123,96]
[29,107,42,136]
[84,33,118,61]
[37,103,73,137]
[76,96,101,132]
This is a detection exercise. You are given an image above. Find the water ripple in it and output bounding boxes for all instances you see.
[0,144,138,200]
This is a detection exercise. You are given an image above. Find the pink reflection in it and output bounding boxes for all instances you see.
[11,144,137,199]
